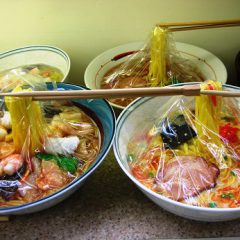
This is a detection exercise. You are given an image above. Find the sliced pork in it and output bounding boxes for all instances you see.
[156,156,219,201]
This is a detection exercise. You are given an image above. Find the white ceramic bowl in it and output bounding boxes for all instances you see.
[113,84,240,222]
[85,42,227,110]
[0,45,70,82]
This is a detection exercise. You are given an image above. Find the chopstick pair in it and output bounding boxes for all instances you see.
[157,19,240,32]
[0,85,240,101]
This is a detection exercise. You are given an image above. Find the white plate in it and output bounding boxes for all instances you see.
[84,41,227,110]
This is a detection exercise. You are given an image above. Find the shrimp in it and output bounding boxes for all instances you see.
[36,160,68,191]
[0,154,23,176]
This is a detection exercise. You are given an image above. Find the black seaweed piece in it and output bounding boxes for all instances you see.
[0,180,19,201]
[160,115,196,149]
[44,105,62,118]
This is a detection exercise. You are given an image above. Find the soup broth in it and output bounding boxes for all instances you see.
[101,58,205,107]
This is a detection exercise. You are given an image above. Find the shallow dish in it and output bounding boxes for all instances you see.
[0,45,70,82]
[113,83,240,222]
[0,83,115,215]
[85,42,227,110]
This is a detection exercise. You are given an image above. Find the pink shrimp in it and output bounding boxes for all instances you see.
[36,160,68,190]
[0,154,23,176]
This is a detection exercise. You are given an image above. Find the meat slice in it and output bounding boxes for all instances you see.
[156,156,219,201]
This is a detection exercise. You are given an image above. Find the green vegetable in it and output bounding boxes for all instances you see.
[148,172,155,178]
[171,75,180,85]
[231,171,236,176]
[36,153,79,174]
[209,202,217,208]
[224,155,228,161]
[49,71,63,81]
[221,192,235,199]
[222,115,235,122]
[127,154,136,163]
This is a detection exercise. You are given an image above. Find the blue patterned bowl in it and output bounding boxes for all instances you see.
[0,83,116,215]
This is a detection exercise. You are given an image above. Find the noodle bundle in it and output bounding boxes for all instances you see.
[5,86,46,156]
[147,27,168,87]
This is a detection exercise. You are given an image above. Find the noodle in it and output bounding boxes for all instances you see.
[147,26,168,87]
[5,86,46,156]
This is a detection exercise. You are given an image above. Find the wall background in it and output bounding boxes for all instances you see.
[0,0,239,85]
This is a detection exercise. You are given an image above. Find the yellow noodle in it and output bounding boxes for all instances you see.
[5,86,46,156]
[147,26,168,87]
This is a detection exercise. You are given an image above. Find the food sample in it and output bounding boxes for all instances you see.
[127,80,240,208]
[101,26,205,107]
[0,84,101,207]
[0,64,64,91]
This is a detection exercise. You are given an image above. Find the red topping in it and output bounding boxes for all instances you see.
[208,83,217,107]
[220,123,239,144]
[132,166,148,180]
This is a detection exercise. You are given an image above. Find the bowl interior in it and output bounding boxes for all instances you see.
[113,84,240,211]
[0,46,70,81]
[85,41,227,110]
[0,83,115,214]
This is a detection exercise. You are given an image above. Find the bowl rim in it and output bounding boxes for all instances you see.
[0,83,116,214]
[0,45,71,82]
[113,83,240,213]
[84,41,228,110]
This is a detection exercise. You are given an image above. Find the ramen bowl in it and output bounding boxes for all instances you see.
[113,83,240,222]
[0,83,115,216]
[0,45,70,82]
[85,42,227,110]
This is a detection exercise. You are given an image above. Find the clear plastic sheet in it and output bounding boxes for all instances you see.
[101,26,205,107]
[0,72,101,207]
[127,81,240,208]
[0,64,63,92]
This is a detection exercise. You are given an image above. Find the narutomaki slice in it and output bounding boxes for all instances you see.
[156,156,220,201]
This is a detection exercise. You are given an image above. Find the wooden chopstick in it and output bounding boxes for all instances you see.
[157,19,240,32]
[169,23,240,32]
[0,85,201,100]
[1,85,240,101]
[201,90,240,98]
[158,19,240,27]
[0,216,9,221]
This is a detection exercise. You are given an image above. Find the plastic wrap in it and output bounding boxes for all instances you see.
[0,72,101,207]
[101,26,205,107]
[0,64,63,92]
[127,81,240,208]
